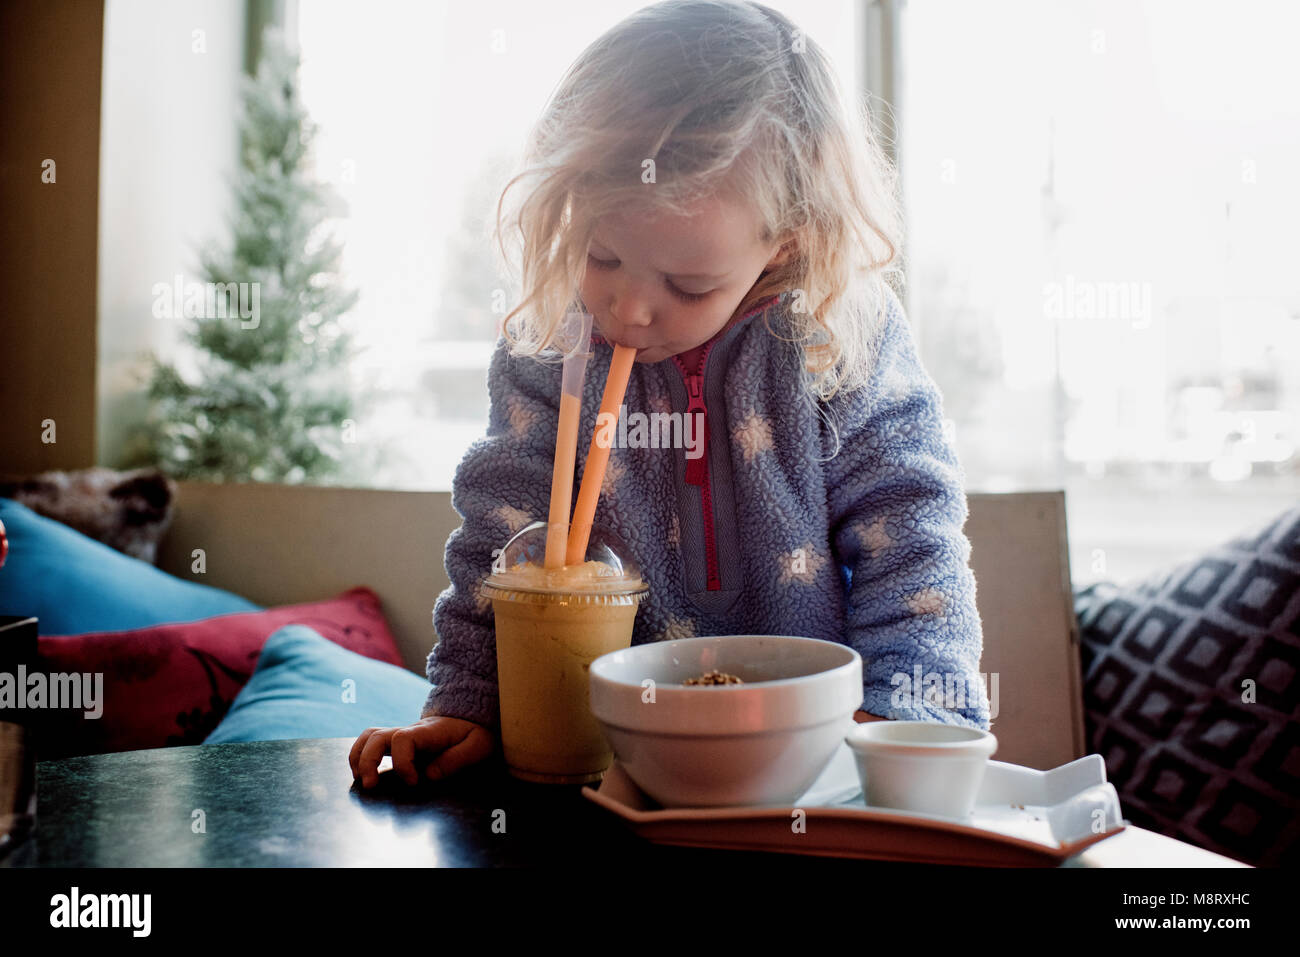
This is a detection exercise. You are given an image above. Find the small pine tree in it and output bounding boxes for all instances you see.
[124,27,363,484]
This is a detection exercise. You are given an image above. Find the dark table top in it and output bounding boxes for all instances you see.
[6,736,1245,869]
[8,737,930,868]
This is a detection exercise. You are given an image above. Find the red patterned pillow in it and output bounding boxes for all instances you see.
[33,587,403,759]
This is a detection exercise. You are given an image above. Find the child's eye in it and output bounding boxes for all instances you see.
[586,254,710,304]
[667,284,710,304]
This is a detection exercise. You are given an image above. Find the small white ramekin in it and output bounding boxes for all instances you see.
[844,720,998,819]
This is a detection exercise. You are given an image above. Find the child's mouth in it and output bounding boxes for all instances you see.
[600,331,651,352]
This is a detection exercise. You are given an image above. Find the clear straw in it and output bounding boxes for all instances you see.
[544,310,593,569]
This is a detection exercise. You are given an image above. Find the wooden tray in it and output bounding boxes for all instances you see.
[582,743,1128,867]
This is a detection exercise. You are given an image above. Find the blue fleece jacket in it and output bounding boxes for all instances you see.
[424,286,991,730]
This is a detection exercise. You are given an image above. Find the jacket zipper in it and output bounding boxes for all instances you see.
[673,345,721,591]
[590,292,780,596]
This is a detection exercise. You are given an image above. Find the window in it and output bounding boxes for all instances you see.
[294,0,1296,588]
[897,0,1299,586]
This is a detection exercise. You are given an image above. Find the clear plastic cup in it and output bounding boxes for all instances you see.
[482,521,648,784]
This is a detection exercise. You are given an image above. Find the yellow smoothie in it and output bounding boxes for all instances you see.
[484,559,646,784]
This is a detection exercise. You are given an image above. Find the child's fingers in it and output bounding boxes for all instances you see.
[388,727,421,786]
[383,719,471,786]
[408,717,473,755]
[355,727,397,788]
[349,726,384,780]
[424,727,494,781]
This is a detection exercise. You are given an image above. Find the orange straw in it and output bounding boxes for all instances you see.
[566,344,636,565]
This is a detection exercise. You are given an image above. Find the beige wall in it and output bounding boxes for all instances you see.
[0,0,104,473]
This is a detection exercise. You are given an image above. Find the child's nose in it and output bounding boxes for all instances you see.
[611,298,653,328]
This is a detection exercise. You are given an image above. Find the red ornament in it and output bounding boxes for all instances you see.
[0,517,7,568]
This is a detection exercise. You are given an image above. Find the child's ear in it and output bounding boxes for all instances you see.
[764,234,798,272]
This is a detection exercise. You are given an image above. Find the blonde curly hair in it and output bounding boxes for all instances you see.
[491,0,904,401]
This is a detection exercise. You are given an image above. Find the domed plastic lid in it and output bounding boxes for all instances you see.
[480,521,648,601]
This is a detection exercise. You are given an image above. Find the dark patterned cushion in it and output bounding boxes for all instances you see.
[1074,504,1300,867]
[0,467,176,564]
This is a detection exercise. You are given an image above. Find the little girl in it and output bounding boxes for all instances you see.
[352,0,990,789]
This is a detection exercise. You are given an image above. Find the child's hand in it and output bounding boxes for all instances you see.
[350,716,497,789]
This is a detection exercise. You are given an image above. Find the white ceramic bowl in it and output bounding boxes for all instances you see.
[588,635,862,808]
[844,720,998,819]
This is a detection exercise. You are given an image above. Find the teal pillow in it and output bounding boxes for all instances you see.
[0,498,260,634]
[204,624,432,744]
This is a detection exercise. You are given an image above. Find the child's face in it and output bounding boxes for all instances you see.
[580,194,786,364]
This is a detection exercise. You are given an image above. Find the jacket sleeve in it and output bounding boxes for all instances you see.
[822,289,991,730]
[422,339,561,728]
